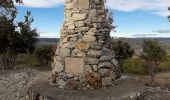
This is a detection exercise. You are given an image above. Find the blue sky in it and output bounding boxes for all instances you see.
[16,0,170,38]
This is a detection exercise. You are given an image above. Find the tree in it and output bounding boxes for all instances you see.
[0,0,23,18]
[112,40,134,72]
[34,45,54,66]
[0,10,38,68]
[168,7,170,22]
[141,39,166,84]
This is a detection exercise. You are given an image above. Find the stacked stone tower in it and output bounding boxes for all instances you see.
[50,0,121,89]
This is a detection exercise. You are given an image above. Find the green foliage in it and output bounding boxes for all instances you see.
[160,55,170,71]
[112,40,134,67]
[141,39,166,63]
[141,39,167,84]
[122,58,146,74]
[15,54,39,67]
[0,11,38,69]
[34,45,54,66]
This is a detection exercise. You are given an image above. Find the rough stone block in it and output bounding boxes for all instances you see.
[65,58,84,74]
[77,0,89,9]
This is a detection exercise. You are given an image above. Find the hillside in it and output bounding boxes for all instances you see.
[37,38,170,55]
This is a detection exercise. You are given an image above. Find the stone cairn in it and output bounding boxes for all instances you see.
[49,0,121,89]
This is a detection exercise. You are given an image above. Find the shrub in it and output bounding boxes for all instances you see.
[160,55,170,71]
[34,45,54,66]
[141,39,166,84]
[112,40,134,72]
[122,58,146,75]
[0,11,38,69]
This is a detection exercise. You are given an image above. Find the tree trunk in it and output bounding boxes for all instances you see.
[149,62,155,85]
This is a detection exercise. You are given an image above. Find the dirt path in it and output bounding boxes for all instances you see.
[0,68,49,100]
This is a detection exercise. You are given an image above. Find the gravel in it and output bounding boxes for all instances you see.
[0,68,49,100]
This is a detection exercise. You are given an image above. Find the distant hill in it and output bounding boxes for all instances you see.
[114,38,170,55]
[37,38,59,45]
[37,37,170,55]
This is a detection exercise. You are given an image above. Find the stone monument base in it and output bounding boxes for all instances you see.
[26,78,145,100]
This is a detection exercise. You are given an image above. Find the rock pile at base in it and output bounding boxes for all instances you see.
[50,0,121,89]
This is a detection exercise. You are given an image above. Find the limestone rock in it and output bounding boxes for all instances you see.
[83,35,96,43]
[99,68,110,77]
[57,79,66,88]
[92,65,98,72]
[86,31,95,35]
[87,50,102,57]
[76,42,89,50]
[54,56,62,62]
[72,13,87,21]
[98,62,112,68]
[90,43,102,50]
[102,77,112,87]
[100,56,111,61]
[75,21,84,27]
[59,48,71,57]
[85,65,93,74]
[71,49,86,57]
[110,71,116,81]
[111,59,119,66]
[85,58,99,65]
[52,61,64,73]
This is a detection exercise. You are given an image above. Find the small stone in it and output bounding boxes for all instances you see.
[63,37,68,43]
[59,48,71,57]
[54,56,62,62]
[110,71,116,81]
[75,21,84,27]
[93,23,101,28]
[111,59,119,66]
[57,79,66,88]
[71,49,86,57]
[100,56,111,61]
[76,42,90,50]
[65,0,72,3]
[72,13,87,21]
[102,77,112,87]
[101,48,111,56]
[98,62,112,68]
[92,65,98,72]
[79,27,90,32]
[74,77,79,81]
[99,68,110,77]
[83,35,96,43]
[85,65,93,74]
[66,73,74,79]
[87,50,102,57]
[70,37,78,42]
[49,72,56,83]
[86,31,95,35]
[64,42,75,49]
[90,43,102,50]
[52,61,64,73]
[66,2,75,9]
[85,58,99,65]
[68,24,75,30]
[89,28,97,33]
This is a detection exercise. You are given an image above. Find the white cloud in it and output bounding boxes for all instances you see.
[106,0,170,16]
[21,0,63,8]
[19,0,170,16]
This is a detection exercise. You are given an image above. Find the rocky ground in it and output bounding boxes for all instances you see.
[0,68,170,100]
[0,68,49,100]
